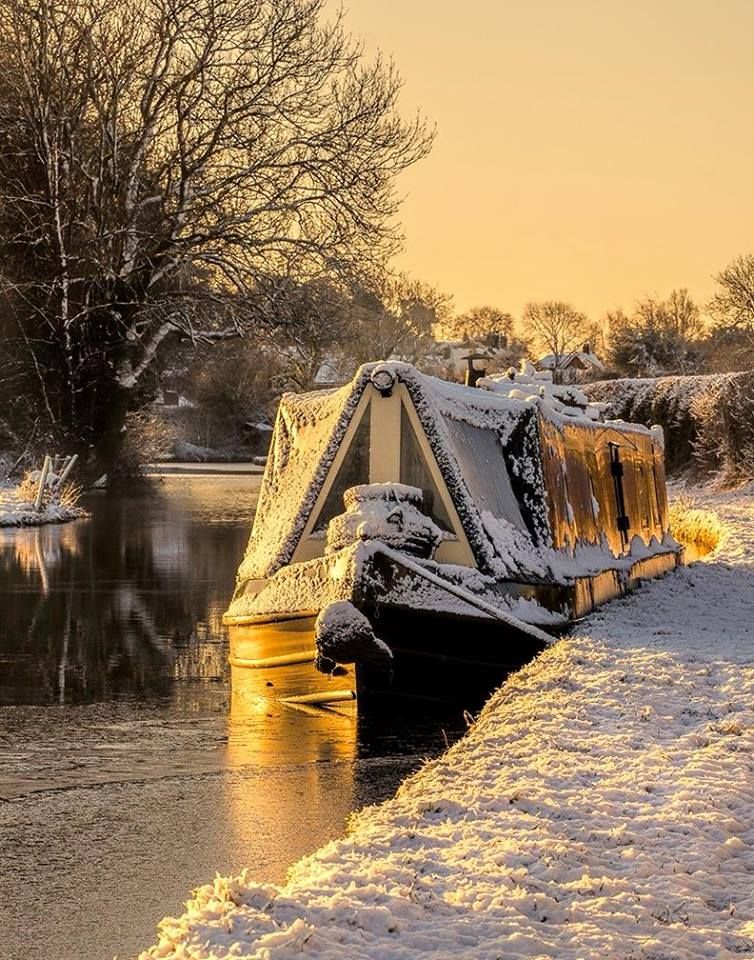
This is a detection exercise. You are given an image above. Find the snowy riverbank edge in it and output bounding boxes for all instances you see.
[142,485,754,960]
[0,495,86,527]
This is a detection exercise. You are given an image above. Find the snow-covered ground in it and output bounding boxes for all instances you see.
[142,484,754,960]
[0,488,85,526]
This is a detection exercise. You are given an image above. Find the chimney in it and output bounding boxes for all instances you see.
[582,341,591,354]
[464,354,487,387]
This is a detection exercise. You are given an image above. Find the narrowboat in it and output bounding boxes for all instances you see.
[224,361,681,704]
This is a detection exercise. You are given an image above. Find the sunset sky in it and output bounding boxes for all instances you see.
[342,0,754,319]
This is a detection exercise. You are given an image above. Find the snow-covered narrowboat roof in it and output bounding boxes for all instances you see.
[236,362,663,588]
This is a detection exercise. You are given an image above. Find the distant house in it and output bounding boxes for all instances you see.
[156,366,195,407]
[535,343,605,384]
[243,419,275,455]
[432,333,512,380]
[312,332,514,388]
[158,389,195,408]
[313,358,355,388]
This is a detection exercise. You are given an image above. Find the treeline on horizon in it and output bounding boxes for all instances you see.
[435,258,754,380]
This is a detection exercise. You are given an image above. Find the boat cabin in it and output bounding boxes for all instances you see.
[225,361,679,701]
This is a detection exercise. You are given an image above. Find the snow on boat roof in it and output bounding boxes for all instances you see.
[478,362,650,435]
[237,362,657,585]
[238,375,366,582]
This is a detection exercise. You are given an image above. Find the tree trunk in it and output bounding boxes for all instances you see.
[91,386,132,480]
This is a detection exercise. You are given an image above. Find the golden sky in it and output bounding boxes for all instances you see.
[341,0,754,319]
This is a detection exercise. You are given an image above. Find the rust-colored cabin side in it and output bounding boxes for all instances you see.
[539,418,668,557]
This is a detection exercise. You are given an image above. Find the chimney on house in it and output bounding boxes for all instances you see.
[464,354,487,387]
[582,341,591,354]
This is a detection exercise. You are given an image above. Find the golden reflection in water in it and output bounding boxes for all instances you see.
[224,663,358,864]
[227,662,357,768]
[0,477,254,705]
[224,622,361,768]
[0,522,83,594]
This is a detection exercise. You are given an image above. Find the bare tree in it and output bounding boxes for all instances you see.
[521,300,589,379]
[251,276,356,391]
[239,271,450,390]
[710,254,754,346]
[605,290,704,376]
[349,273,450,363]
[439,305,513,344]
[634,289,703,342]
[0,0,432,468]
[664,288,704,341]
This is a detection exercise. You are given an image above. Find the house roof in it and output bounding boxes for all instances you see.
[537,351,605,371]
[314,358,354,385]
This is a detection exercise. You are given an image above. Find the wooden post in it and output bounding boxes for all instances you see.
[56,454,78,488]
[34,455,51,512]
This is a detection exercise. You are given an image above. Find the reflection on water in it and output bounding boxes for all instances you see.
[0,477,254,706]
[229,668,357,763]
[224,683,359,865]
[0,476,475,960]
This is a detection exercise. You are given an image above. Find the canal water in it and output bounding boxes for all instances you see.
[0,475,474,960]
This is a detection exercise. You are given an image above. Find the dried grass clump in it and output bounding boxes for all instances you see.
[15,470,83,510]
[58,481,83,509]
[669,495,724,558]
[15,470,42,505]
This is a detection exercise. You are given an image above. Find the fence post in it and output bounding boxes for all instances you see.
[34,455,51,512]
[56,454,78,489]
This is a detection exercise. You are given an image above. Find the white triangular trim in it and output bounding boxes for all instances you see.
[291,382,476,567]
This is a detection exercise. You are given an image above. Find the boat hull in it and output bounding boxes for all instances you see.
[229,616,357,704]
[228,603,547,707]
[225,543,683,707]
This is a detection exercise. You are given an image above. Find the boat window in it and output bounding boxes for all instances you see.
[399,404,453,532]
[311,403,371,532]
[442,416,527,532]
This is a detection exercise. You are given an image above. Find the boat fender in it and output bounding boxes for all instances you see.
[314,600,393,674]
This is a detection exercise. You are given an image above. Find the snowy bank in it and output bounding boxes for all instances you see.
[0,489,85,527]
[142,485,754,960]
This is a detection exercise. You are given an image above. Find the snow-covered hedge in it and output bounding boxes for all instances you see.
[586,372,754,480]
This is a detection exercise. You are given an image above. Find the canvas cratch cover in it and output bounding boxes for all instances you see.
[237,373,369,583]
[237,363,554,586]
